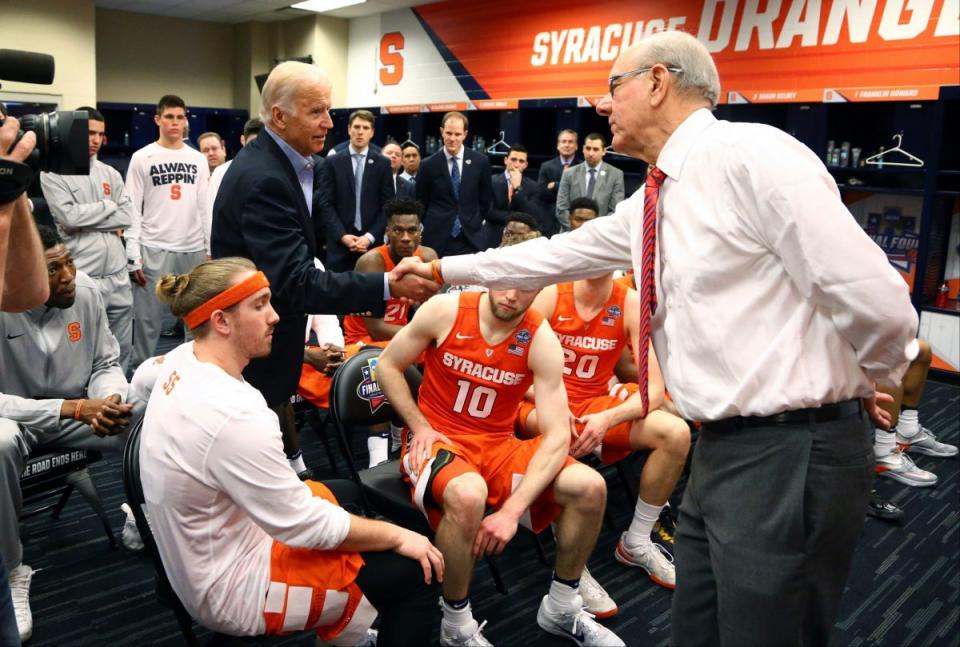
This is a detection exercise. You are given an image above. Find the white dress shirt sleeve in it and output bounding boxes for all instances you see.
[726,135,918,386]
[442,206,634,288]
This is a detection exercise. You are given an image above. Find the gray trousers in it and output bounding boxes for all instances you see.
[92,269,134,373]
[0,414,136,571]
[131,245,206,369]
[671,407,874,647]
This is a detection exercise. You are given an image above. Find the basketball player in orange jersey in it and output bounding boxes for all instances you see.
[342,199,438,346]
[377,289,625,647]
[341,199,438,465]
[519,195,690,595]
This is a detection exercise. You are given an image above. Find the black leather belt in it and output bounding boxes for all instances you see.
[704,399,862,431]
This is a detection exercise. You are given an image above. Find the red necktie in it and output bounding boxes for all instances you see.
[638,166,666,417]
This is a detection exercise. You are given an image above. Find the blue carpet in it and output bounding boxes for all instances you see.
[19,379,959,646]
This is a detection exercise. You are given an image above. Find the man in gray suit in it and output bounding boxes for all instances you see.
[556,133,625,230]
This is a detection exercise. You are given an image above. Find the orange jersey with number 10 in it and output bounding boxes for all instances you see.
[343,246,424,345]
[549,281,629,404]
[418,292,542,448]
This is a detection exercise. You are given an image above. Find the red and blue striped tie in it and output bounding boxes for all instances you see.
[638,166,666,417]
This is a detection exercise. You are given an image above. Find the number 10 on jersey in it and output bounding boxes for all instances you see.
[452,379,497,419]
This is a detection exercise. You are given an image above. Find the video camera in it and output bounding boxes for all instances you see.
[0,49,89,175]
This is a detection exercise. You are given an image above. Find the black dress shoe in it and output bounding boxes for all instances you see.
[867,489,904,522]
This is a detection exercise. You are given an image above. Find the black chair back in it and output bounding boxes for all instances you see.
[122,419,201,647]
[329,346,421,511]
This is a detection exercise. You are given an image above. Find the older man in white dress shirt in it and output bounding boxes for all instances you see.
[393,30,918,647]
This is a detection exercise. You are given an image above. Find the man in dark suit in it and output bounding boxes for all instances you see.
[556,133,625,228]
[536,129,580,235]
[212,62,437,470]
[319,110,394,271]
[383,142,416,199]
[400,142,420,182]
[486,144,544,248]
[416,111,492,257]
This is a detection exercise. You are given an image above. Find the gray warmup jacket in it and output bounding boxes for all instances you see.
[0,271,128,431]
[40,159,133,278]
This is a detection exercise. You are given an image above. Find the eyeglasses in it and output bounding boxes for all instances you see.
[608,65,683,97]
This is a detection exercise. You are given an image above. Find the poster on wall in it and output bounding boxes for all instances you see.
[347,0,960,108]
[843,192,922,291]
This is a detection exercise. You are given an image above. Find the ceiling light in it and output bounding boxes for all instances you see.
[291,0,366,12]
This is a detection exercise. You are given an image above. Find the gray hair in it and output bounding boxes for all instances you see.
[632,31,721,109]
[259,61,329,126]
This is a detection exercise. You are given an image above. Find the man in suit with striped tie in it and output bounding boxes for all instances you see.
[389,30,919,647]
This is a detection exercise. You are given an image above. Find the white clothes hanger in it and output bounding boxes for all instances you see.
[485,131,511,156]
[864,133,924,168]
[399,132,419,149]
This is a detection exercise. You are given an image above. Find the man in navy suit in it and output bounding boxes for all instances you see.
[319,110,394,272]
[212,62,437,467]
[383,141,416,199]
[486,144,544,248]
[415,112,492,257]
[536,129,580,235]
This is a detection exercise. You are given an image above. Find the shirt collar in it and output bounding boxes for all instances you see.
[265,126,314,173]
[349,145,368,157]
[655,108,716,181]
[585,161,601,171]
[444,147,462,162]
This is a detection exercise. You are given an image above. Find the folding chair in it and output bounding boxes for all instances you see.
[20,448,117,550]
[328,347,509,594]
[121,419,202,646]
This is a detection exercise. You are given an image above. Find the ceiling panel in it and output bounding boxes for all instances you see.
[94,0,437,23]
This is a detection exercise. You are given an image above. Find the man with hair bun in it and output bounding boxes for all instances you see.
[134,258,442,645]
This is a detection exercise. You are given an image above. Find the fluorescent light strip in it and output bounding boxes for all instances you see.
[291,0,366,12]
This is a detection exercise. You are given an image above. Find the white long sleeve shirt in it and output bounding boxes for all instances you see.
[442,109,918,422]
[205,159,232,248]
[40,159,133,278]
[125,142,210,265]
[135,341,351,635]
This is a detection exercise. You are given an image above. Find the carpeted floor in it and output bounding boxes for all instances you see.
[18,380,959,646]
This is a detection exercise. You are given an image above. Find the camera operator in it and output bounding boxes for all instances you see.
[0,115,48,312]
[0,112,48,647]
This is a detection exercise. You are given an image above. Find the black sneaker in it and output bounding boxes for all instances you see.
[867,489,903,522]
[651,506,677,556]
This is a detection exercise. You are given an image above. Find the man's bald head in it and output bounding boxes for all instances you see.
[618,32,720,109]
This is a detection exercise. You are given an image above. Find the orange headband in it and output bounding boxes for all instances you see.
[183,271,270,331]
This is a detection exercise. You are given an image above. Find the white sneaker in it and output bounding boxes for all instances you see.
[8,564,33,642]
[440,618,493,647]
[536,595,625,647]
[120,503,145,552]
[578,566,618,619]
[897,426,958,458]
[614,535,676,589]
[875,449,938,487]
